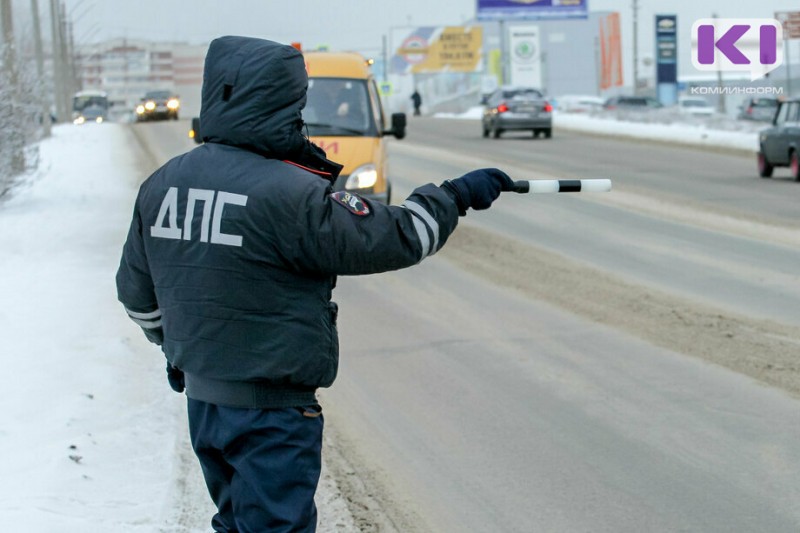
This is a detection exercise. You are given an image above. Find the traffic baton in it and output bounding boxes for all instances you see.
[511,179,612,194]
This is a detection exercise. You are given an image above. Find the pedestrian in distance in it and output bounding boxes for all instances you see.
[411,88,422,116]
[116,35,513,533]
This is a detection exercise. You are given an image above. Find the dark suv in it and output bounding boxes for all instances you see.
[135,90,180,122]
[738,97,779,122]
[757,98,800,180]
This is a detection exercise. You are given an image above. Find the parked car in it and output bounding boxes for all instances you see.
[557,94,605,113]
[677,96,715,116]
[603,95,663,110]
[135,90,180,122]
[738,97,779,122]
[481,86,552,139]
[757,98,800,180]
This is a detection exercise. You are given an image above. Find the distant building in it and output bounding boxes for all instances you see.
[76,38,206,118]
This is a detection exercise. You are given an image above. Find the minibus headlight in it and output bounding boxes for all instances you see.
[344,164,378,190]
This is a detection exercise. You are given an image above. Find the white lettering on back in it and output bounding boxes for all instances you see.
[150,187,181,239]
[211,192,248,246]
[150,187,248,247]
[183,188,215,242]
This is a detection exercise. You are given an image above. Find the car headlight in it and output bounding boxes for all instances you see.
[167,98,180,110]
[73,116,85,125]
[136,105,145,114]
[344,164,378,190]
[95,117,103,124]
[144,101,156,111]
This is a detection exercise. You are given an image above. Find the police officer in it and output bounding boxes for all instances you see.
[116,36,513,533]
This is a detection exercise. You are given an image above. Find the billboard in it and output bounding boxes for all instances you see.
[477,0,588,21]
[391,26,483,74]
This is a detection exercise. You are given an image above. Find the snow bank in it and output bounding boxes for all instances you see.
[434,106,764,153]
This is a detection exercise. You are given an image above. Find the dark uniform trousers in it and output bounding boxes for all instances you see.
[188,399,324,533]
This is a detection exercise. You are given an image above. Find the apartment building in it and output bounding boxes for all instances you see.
[77,38,206,118]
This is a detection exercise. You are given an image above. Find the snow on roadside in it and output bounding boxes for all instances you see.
[434,106,763,153]
[0,123,357,532]
[553,111,761,153]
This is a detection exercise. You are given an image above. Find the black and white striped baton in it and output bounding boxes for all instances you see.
[511,179,612,194]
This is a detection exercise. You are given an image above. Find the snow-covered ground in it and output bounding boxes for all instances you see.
[0,124,357,532]
[435,106,767,153]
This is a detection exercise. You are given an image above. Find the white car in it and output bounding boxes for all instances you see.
[678,97,715,116]
[557,95,605,113]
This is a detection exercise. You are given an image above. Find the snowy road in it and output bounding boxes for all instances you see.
[326,119,800,531]
[135,117,800,532]
[6,116,798,532]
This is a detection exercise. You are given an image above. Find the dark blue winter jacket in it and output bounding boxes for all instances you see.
[116,36,459,408]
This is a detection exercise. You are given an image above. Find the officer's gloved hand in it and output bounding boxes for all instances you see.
[441,168,514,215]
[166,362,185,393]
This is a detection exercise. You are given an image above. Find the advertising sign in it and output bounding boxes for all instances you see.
[599,12,623,90]
[477,0,588,21]
[508,25,542,88]
[656,15,677,84]
[391,26,483,74]
[656,15,677,106]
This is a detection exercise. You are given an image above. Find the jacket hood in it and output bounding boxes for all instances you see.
[199,36,310,159]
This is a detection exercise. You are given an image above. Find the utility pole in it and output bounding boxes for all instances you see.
[59,1,73,114]
[49,0,66,122]
[632,0,639,94]
[31,0,51,136]
[499,19,507,85]
[382,34,387,82]
[713,13,726,114]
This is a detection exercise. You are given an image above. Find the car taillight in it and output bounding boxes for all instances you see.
[497,102,509,113]
[543,102,553,112]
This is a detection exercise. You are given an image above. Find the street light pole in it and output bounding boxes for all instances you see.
[31,0,51,136]
[49,0,67,121]
[632,0,639,94]
[713,13,726,114]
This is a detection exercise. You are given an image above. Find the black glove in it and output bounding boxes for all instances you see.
[441,168,514,215]
[166,362,185,393]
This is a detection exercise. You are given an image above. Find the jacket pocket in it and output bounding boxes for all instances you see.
[320,301,340,387]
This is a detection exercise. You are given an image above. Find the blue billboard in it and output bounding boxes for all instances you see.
[477,0,588,21]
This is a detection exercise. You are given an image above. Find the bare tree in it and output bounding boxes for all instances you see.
[0,0,45,197]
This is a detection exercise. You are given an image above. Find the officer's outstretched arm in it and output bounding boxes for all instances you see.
[289,168,511,275]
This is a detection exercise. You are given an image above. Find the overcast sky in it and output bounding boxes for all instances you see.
[54,0,800,78]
